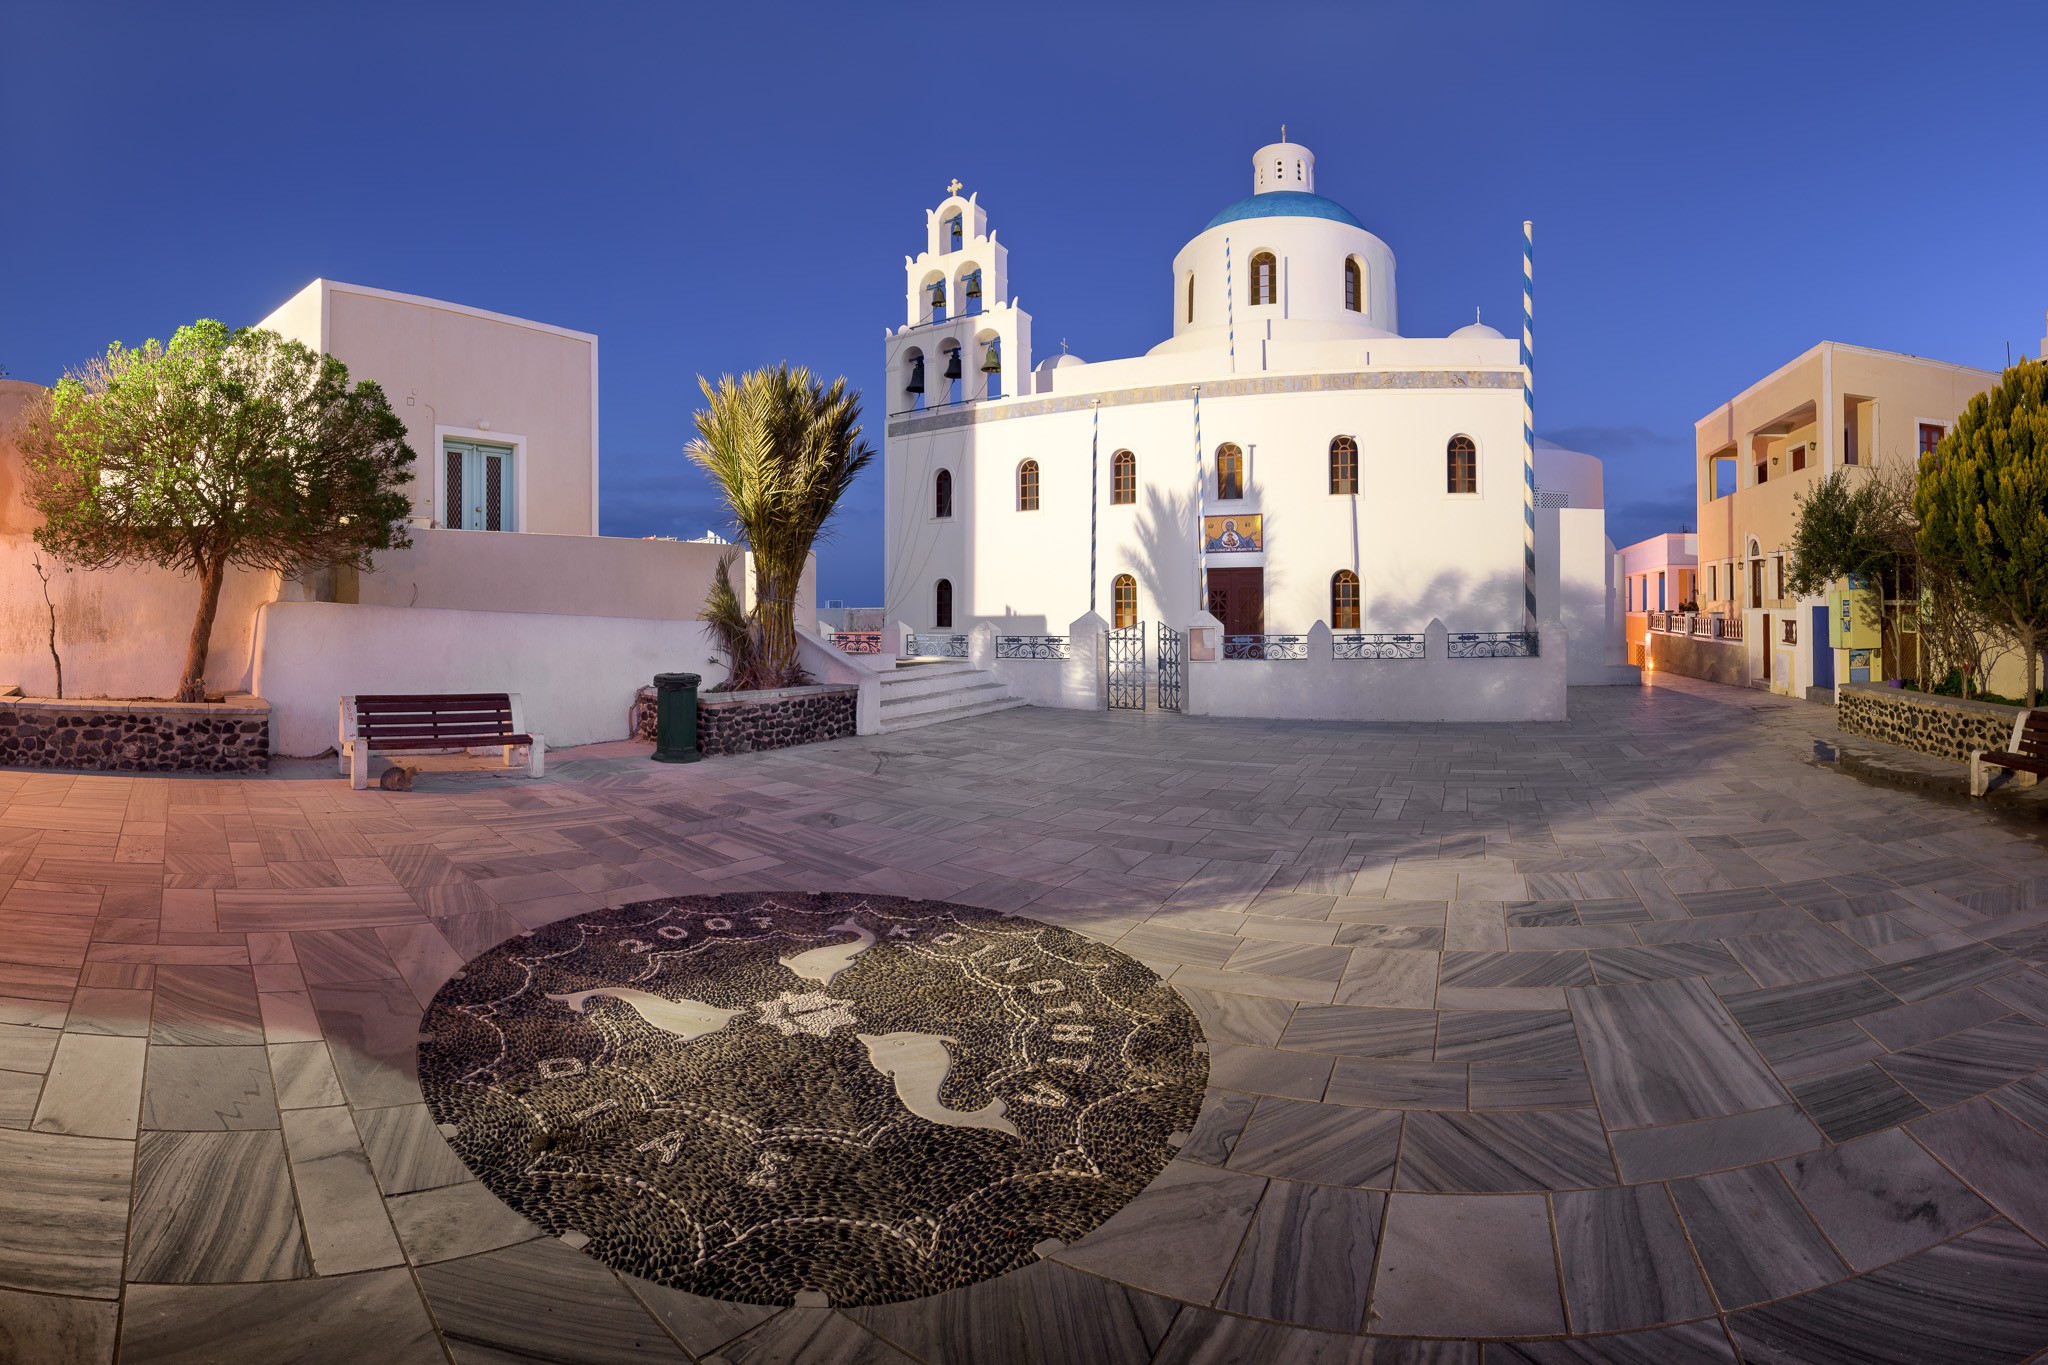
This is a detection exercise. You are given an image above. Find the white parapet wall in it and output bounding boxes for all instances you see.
[1185,618,1569,723]
[253,601,729,756]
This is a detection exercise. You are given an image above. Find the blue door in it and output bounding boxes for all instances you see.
[1810,606,1834,689]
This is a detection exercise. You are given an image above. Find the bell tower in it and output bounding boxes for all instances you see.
[885,179,1033,415]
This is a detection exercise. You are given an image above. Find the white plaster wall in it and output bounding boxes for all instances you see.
[253,601,730,756]
[883,378,1528,637]
[1186,622,1567,722]
[1161,214,1399,348]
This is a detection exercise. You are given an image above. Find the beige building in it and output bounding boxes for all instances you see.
[260,279,599,538]
[1654,342,1998,697]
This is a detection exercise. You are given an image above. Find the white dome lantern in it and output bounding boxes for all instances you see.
[1253,138,1315,194]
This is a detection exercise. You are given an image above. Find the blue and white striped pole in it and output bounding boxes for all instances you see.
[1193,386,1208,615]
[1089,402,1100,617]
[1224,238,1236,373]
[1521,220,1537,632]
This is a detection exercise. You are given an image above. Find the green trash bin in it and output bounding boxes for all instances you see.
[650,672,702,763]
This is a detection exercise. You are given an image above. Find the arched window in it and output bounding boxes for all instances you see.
[1446,436,1477,495]
[963,268,983,316]
[1017,459,1039,511]
[1112,575,1137,629]
[1331,571,1361,629]
[1216,443,1244,501]
[1329,436,1358,495]
[942,344,962,404]
[1249,252,1277,306]
[944,214,963,252]
[1344,258,1363,313]
[936,578,953,628]
[1186,274,1196,324]
[927,277,947,324]
[1111,450,1136,505]
[935,468,953,518]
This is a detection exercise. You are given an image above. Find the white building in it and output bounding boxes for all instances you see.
[876,139,1629,714]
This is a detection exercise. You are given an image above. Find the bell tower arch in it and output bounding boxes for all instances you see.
[887,180,1033,415]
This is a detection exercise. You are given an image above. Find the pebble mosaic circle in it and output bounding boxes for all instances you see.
[420,892,1208,1306]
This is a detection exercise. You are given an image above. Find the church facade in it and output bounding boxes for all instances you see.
[878,139,1626,693]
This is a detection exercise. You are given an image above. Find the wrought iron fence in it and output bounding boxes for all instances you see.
[1156,623,1184,712]
[1333,633,1427,660]
[904,633,968,658]
[995,634,1069,660]
[831,631,883,655]
[1108,622,1146,709]
[1223,634,1308,660]
[1447,630,1539,659]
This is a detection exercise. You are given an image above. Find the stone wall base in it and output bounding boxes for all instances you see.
[1836,681,2020,764]
[0,696,270,772]
[1647,633,1748,688]
[632,684,857,758]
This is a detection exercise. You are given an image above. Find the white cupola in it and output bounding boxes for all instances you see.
[1252,138,1315,194]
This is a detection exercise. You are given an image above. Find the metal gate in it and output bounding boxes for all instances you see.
[1108,621,1147,710]
[1156,623,1184,713]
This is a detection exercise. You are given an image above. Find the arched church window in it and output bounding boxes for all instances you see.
[942,345,963,404]
[1249,253,1277,306]
[936,579,953,628]
[1344,258,1363,313]
[903,350,926,411]
[1112,575,1137,629]
[944,214,963,252]
[928,278,947,323]
[1331,571,1360,629]
[963,269,983,316]
[1186,274,1195,324]
[1329,436,1358,494]
[935,468,953,519]
[1018,460,1039,511]
[1216,444,1244,501]
[1447,436,1477,495]
[1111,450,1136,505]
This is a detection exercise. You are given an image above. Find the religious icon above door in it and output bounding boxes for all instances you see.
[1202,514,1262,554]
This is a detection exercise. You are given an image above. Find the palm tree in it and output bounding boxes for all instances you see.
[686,366,874,689]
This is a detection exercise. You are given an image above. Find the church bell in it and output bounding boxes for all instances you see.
[943,350,963,381]
[965,273,982,301]
[905,356,925,393]
[980,342,1002,373]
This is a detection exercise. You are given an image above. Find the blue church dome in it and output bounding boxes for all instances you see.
[1205,190,1363,231]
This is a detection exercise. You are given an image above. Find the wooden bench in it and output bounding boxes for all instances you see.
[1970,708,2046,797]
[339,693,543,791]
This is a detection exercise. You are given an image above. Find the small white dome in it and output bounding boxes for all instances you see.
[1036,353,1085,372]
[1450,320,1505,340]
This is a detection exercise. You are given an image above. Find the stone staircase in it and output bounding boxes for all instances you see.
[876,660,1027,733]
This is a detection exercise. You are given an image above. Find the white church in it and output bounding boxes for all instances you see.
[877,137,1629,715]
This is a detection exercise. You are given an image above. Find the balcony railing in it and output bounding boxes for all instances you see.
[1333,632,1427,660]
[1447,630,1539,659]
[1718,616,1744,642]
[995,634,1069,660]
[831,631,883,655]
[1223,634,1307,660]
[905,633,968,658]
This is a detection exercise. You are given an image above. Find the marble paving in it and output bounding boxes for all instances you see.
[0,673,2045,1362]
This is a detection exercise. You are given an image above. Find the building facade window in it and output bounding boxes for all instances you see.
[1112,574,1137,629]
[935,468,953,519]
[1329,436,1358,494]
[1017,459,1039,511]
[1186,275,1195,323]
[1843,423,1859,465]
[1111,450,1136,505]
[1344,258,1363,313]
[1216,443,1244,500]
[935,578,953,628]
[1919,422,1946,455]
[1446,435,1477,494]
[444,440,516,532]
[1791,444,1806,472]
[1755,453,1769,485]
[1707,564,1717,601]
[1331,571,1360,629]
[1249,252,1277,305]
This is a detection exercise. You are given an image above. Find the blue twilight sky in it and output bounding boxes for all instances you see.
[5,1,2045,605]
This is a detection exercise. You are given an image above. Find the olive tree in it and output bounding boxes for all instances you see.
[14,320,415,701]
[1916,359,2048,705]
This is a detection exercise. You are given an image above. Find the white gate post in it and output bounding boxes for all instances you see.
[1066,612,1109,711]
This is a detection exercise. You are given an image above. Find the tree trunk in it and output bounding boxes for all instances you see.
[756,562,797,687]
[177,557,225,703]
[2024,623,2040,709]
